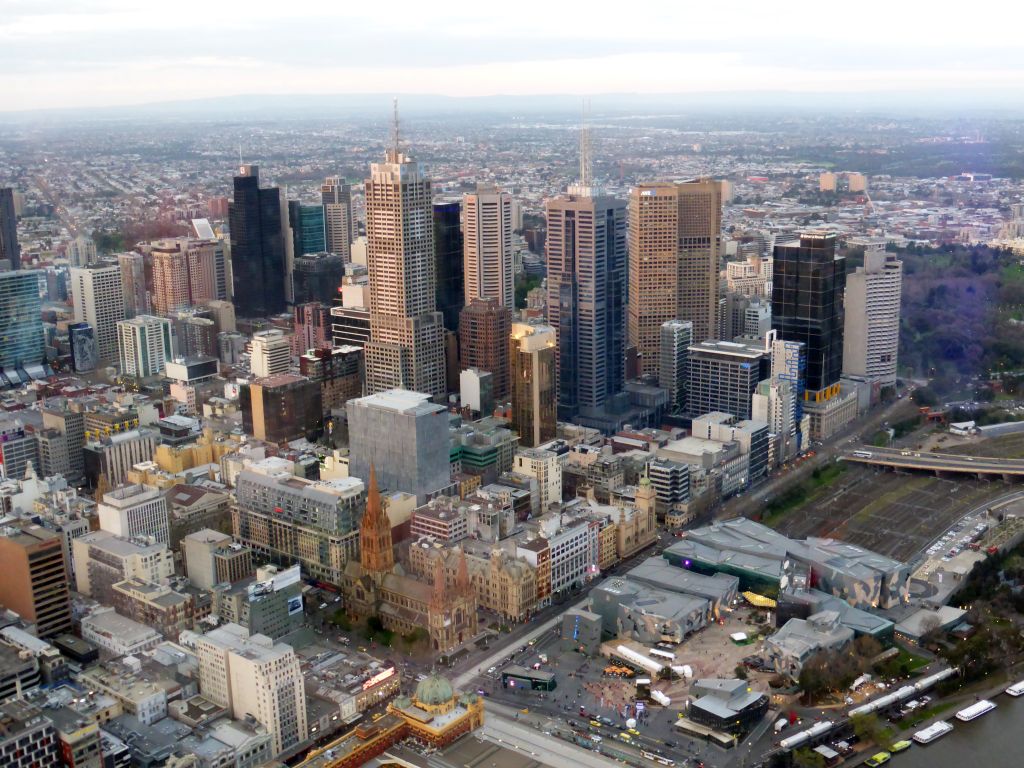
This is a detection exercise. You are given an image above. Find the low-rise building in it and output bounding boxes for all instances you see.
[765,610,855,677]
[80,608,162,657]
[591,577,709,643]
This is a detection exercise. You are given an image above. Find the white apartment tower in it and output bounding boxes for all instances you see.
[463,184,514,308]
[250,329,291,378]
[514,448,562,513]
[117,315,172,378]
[363,132,446,398]
[70,264,127,363]
[195,623,308,757]
[322,176,354,261]
[843,248,902,388]
[97,483,171,545]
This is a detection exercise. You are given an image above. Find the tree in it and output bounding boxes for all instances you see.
[853,635,883,661]
[734,665,748,680]
[851,713,894,751]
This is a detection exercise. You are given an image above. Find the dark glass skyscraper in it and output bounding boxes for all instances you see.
[771,232,846,399]
[229,165,286,318]
[0,188,20,271]
[433,201,464,333]
[288,201,326,256]
[545,190,627,421]
[293,252,345,305]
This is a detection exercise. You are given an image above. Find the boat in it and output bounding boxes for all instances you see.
[1006,680,1024,697]
[913,721,953,744]
[889,740,912,754]
[864,752,891,767]
[956,700,997,721]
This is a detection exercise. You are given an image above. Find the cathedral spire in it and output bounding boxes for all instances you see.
[359,464,394,574]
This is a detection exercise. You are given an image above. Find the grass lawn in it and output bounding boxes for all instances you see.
[899,700,958,730]
[762,463,848,527]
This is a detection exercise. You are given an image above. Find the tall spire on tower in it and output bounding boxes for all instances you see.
[430,553,447,610]
[359,464,394,574]
[389,97,401,161]
[579,98,592,188]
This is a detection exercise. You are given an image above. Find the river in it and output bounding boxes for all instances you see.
[892,693,1023,768]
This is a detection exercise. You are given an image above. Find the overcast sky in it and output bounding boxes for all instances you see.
[2,0,1021,112]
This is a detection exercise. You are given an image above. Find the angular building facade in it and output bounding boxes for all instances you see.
[509,322,556,448]
[771,232,846,400]
[0,270,44,371]
[433,201,465,333]
[321,176,354,261]
[463,184,514,309]
[229,165,286,318]
[459,298,511,403]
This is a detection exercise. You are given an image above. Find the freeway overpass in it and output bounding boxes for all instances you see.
[840,446,1024,479]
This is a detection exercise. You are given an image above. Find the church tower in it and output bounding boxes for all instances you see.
[359,465,394,576]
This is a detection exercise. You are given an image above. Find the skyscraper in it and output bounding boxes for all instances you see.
[0,187,20,270]
[292,252,344,305]
[433,201,464,333]
[186,238,228,304]
[658,319,692,414]
[771,232,846,400]
[509,322,557,448]
[363,124,446,398]
[0,270,44,371]
[463,184,514,309]
[150,240,191,314]
[70,264,126,362]
[545,188,626,421]
[287,200,326,256]
[250,329,291,378]
[117,315,172,378]
[117,251,149,318]
[843,247,902,389]
[628,179,722,376]
[229,165,286,318]
[321,176,354,261]
[459,298,511,402]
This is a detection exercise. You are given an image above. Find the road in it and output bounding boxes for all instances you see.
[480,709,626,768]
[842,445,1024,476]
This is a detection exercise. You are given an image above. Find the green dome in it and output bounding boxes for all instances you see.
[415,673,454,706]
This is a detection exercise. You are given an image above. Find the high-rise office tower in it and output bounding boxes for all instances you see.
[292,252,344,305]
[117,315,172,378]
[67,235,97,267]
[117,252,149,318]
[150,240,191,314]
[771,232,846,400]
[0,187,20,270]
[229,165,286,318]
[240,374,323,444]
[628,179,722,377]
[287,200,326,257]
[686,340,767,420]
[321,176,354,261]
[459,298,511,402]
[433,201,464,333]
[70,263,126,362]
[186,239,227,304]
[463,184,514,309]
[250,329,291,378]
[545,187,626,420]
[0,522,73,637]
[195,623,308,756]
[658,319,692,414]
[0,270,44,371]
[363,124,446,398]
[843,247,902,389]
[509,322,557,448]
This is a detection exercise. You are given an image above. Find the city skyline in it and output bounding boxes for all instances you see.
[3,1,1024,113]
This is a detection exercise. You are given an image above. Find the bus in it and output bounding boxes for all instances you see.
[851,451,874,459]
[641,750,675,766]
[649,648,676,661]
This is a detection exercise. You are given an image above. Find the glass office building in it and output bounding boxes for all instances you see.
[0,270,43,371]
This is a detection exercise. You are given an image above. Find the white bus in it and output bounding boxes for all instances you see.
[649,648,676,661]
[851,450,874,459]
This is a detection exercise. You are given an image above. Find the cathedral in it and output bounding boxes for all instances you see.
[343,466,478,653]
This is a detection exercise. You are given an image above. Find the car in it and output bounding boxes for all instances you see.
[520,708,529,715]
[617,733,632,742]
[358,646,368,653]
[628,728,641,736]
[318,603,328,610]
[590,720,602,729]
[600,716,614,726]
[487,666,497,674]
[372,712,385,722]
[665,740,676,748]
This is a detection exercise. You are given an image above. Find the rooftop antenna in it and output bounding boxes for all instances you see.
[238,144,243,166]
[391,97,401,159]
[579,98,592,187]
